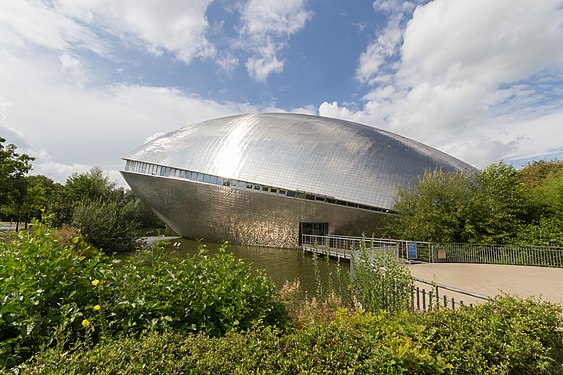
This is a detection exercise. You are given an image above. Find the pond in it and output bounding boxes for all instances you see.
[152,237,350,297]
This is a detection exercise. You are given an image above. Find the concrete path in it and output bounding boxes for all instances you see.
[407,263,563,305]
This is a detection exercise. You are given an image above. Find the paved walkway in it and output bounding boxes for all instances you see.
[407,263,563,305]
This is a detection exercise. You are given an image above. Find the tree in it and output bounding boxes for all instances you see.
[18,175,57,229]
[515,165,563,246]
[72,196,141,253]
[468,162,528,244]
[46,167,142,252]
[386,162,534,244]
[0,137,34,230]
[48,167,115,227]
[518,160,563,187]
[386,168,475,242]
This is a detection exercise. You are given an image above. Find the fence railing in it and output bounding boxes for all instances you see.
[302,234,563,268]
[301,234,398,260]
[411,276,489,311]
[422,243,563,267]
[303,235,491,310]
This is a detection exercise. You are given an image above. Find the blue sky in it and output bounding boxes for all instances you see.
[1,0,562,185]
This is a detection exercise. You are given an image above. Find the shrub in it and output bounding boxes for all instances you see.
[19,311,448,374]
[0,224,110,367]
[71,197,140,253]
[0,224,287,369]
[15,293,563,374]
[351,237,413,314]
[420,295,563,374]
[102,244,288,337]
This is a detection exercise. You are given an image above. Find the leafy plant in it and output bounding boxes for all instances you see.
[351,236,413,314]
[0,224,287,369]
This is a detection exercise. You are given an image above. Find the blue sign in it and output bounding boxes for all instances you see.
[407,242,417,260]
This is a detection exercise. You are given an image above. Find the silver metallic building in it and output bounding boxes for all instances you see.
[121,113,472,248]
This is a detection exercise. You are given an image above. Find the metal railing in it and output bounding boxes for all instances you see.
[411,276,489,311]
[301,234,398,260]
[423,243,563,267]
[302,234,495,311]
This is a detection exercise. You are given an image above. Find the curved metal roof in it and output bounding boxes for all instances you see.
[123,113,473,209]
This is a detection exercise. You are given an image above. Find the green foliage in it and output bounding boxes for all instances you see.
[469,162,528,244]
[0,137,35,228]
[71,196,140,253]
[421,295,563,374]
[388,168,474,243]
[514,216,563,247]
[351,237,413,314]
[19,312,447,374]
[530,168,563,218]
[518,160,563,188]
[47,167,115,228]
[0,224,110,367]
[103,243,287,338]
[46,167,151,253]
[0,224,287,368]
[386,162,561,245]
[19,297,562,374]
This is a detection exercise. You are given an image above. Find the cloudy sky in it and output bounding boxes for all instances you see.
[1,0,562,186]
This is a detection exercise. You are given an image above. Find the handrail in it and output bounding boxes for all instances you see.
[302,234,563,268]
[413,276,489,301]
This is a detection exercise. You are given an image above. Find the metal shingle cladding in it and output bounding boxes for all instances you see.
[124,113,473,210]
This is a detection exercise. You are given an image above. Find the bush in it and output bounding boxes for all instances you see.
[0,224,287,368]
[420,295,563,374]
[102,244,288,338]
[19,311,448,374]
[13,289,563,374]
[0,224,110,367]
[351,237,413,314]
[71,197,140,253]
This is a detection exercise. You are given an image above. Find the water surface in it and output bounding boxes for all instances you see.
[161,238,350,297]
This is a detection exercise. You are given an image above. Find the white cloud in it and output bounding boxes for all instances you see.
[55,0,216,63]
[239,0,312,82]
[216,52,240,76]
[333,0,563,168]
[0,0,109,56]
[399,0,563,85]
[245,45,284,83]
[356,13,404,85]
[59,52,89,87]
[0,51,256,185]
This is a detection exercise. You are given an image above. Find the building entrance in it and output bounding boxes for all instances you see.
[299,222,329,245]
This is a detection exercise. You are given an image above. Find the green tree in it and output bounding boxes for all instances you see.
[72,196,140,253]
[515,165,563,246]
[469,162,528,243]
[518,160,563,187]
[0,137,34,229]
[386,168,475,242]
[48,167,116,227]
[387,162,534,244]
[529,168,563,218]
[47,167,142,252]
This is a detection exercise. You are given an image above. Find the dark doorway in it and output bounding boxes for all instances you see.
[299,222,329,245]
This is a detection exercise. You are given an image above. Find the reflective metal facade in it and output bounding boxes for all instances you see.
[121,113,473,248]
